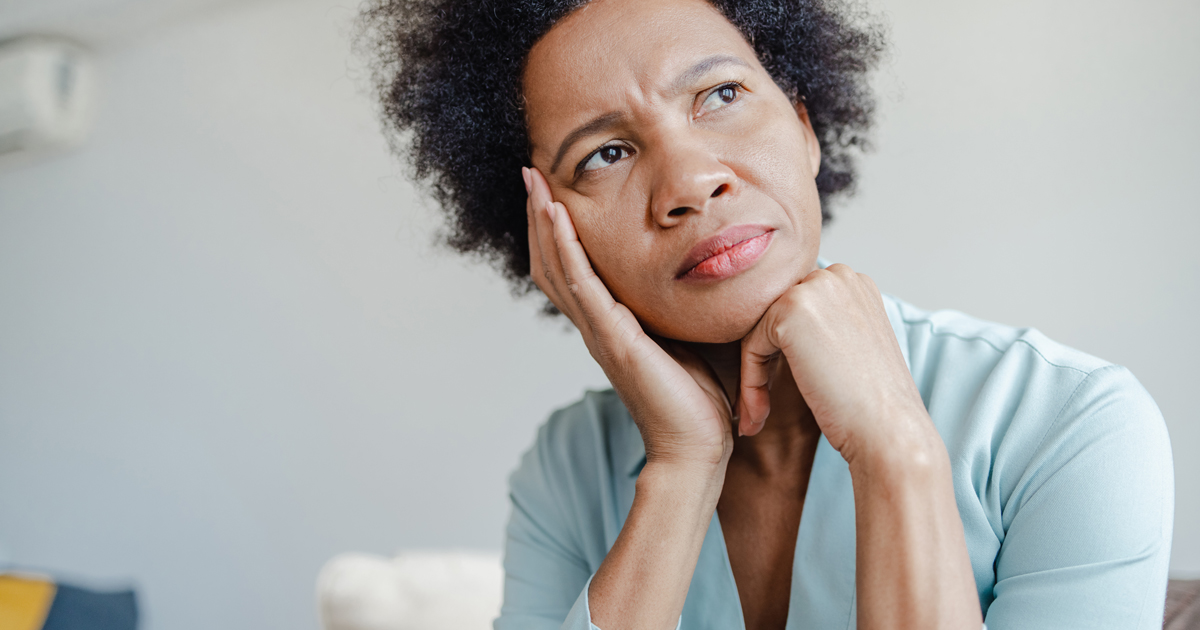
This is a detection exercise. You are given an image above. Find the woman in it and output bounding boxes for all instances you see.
[360,0,1174,628]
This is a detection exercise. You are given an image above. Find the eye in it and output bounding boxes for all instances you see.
[579,144,631,173]
[699,83,740,114]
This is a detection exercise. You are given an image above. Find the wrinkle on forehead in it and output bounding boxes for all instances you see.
[522,0,758,164]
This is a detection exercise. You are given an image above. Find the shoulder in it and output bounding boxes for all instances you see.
[880,296,1173,625]
[886,294,1172,524]
[889,294,1110,379]
[887,293,1161,433]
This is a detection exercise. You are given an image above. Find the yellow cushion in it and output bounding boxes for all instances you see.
[0,574,57,630]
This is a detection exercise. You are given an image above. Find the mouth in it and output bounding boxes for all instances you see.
[676,224,775,283]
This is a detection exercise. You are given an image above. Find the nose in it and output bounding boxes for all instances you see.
[648,139,737,228]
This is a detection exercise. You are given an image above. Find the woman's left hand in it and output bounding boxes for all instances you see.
[736,263,932,464]
[739,264,983,629]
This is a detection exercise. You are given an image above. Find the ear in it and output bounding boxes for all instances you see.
[793,99,822,179]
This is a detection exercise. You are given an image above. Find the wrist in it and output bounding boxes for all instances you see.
[842,408,948,481]
[637,458,727,507]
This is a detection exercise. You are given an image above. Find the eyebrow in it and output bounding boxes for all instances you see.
[668,54,750,94]
[548,55,752,176]
[550,111,624,175]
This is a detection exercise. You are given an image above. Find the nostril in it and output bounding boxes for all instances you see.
[668,207,688,217]
[711,184,728,198]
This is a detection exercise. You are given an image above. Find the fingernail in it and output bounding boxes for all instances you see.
[521,167,531,194]
[545,201,557,224]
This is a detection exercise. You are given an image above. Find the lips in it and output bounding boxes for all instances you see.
[676,224,775,282]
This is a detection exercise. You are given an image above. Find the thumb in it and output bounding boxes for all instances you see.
[738,319,781,437]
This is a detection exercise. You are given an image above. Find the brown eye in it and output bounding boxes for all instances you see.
[580,144,631,173]
[699,83,741,114]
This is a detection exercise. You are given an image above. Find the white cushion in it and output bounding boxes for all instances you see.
[317,550,503,630]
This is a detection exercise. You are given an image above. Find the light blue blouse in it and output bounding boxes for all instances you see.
[495,289,1174,630]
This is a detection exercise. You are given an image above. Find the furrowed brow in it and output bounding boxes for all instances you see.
[547,56,749,175]
[550,111,624,175]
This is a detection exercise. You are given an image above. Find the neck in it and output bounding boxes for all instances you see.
[683,341,820,476]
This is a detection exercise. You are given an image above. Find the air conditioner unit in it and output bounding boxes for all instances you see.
[0,37,96,164]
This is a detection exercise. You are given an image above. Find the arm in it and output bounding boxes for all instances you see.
[850,419,981,629]
[738,264,982,630]
[518,167,737,629]
[496,408,725,630]
[588,461,724,630]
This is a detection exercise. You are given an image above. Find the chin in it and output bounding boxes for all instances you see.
[641,279,795,344]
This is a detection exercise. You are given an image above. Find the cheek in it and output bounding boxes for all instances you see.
[559,188,655,296]
[739,112,814,200]
[730,109,823,241]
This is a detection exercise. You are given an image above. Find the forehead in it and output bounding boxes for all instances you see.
[523,0,760,150]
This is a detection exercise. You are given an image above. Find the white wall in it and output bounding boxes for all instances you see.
[0,2,608,628]
[0,0,1194,628]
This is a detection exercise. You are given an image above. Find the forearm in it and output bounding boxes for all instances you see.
[849,415,982,630]
[588,460,725,630]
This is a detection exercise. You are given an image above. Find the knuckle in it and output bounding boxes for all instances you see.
[829,262,854,276]
[858,272,879,291]
[595,336,626,367]
[779,285,809,312]
[565,278,583,297]
[805,270,830,289]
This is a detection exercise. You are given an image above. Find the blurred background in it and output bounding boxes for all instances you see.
[0,0,1195,628]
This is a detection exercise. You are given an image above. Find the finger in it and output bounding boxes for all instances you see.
[738,315,781,436]
[800,264,829,284]
[528,169,571,298]
[856,271,887,310]
[529,169,601,343]
[546,197,620,329]
[526,176,564,310]
[825,262,853,277]
[525,168,549,292]
[525,167,575,318]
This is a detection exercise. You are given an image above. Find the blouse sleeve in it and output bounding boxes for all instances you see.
[494,424,600,630]
[494,403,682,630]
[984,366,1174,629]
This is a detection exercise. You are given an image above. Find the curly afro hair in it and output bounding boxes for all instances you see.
[359,0,885,296]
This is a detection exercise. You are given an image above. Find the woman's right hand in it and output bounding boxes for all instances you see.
[524,166,734,472]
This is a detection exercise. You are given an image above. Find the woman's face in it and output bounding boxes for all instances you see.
[524,0,823,343]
